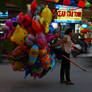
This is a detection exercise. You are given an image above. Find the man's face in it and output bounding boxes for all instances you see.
[70,31,74,37]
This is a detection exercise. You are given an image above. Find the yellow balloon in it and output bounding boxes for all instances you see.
[15,62,24,71]
[27,4,30,9]
[40,17,44,24]
[80,26,84,31]
[41,5,52,24]
[10,25,28,45]
[45,23,49,34]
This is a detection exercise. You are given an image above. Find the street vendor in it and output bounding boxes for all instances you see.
[53,28,74,85]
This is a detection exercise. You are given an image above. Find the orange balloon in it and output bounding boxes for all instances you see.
[54,0,59,3]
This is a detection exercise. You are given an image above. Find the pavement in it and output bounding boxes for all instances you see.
[74,46,92,58]
[0,58,92,92]
[0,63,92,92]
[0,46,92,92]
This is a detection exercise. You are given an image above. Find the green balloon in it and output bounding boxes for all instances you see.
[85,1,91,7]
[88,27,92,30]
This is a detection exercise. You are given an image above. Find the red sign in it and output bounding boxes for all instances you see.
[57,10,82,17]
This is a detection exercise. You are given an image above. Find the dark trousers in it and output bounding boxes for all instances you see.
[60,52,71,81]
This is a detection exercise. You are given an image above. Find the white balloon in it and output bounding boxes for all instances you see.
[33,15,40,21]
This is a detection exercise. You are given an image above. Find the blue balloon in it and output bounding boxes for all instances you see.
[70,0,76,6]
[29,44,39,65]
[82,24,88,29]
[50,54,56,70]
[29,57,37,64]
[32,44,39,49]
[35,57,41,68]
[49,24,55,32]
[24,67,31,79]
[11,18,16,21]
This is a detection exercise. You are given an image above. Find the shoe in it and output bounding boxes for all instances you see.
[60,80,67,83]
[66,81,74,85]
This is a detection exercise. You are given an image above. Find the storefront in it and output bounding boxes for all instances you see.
[0,4,21,26]
[53,5,82,32]
[0,11,9,27]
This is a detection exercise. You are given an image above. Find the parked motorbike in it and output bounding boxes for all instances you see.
[72,33,88,53]
[71,43,82,57]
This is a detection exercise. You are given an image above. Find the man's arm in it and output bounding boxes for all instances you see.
[53,37,67,46]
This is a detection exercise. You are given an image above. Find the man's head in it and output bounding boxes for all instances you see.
[65,28,74,37]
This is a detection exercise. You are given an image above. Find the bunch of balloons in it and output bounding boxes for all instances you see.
[6,0,59,79]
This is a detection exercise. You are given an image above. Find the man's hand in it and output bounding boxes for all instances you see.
[51,44,56,47]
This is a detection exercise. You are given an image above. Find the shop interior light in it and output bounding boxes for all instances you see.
[0,31,4,34]
[61,23,67,25]
[81,24,88,28]
[1,23,5,26]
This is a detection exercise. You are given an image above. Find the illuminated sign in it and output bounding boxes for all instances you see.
[54,5,82,23]
[0,11,8,18]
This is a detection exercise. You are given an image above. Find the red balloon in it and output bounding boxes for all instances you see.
[63,0,71,5]
[51,9,55,14]
[31,0,37,14]
[40,24,45,34]
[31,20,42,34]
[27,27,33,34]
[78,0,86,8]
[19,12,24,24]
[22,14,32,28]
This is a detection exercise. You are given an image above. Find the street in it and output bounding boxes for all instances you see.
[0,0,92,92]
[0,46,92,92]
[0,54,92,92]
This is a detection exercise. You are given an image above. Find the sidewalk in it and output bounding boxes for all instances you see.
[73,46,92,58]
[0,54,9,63]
